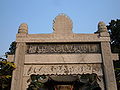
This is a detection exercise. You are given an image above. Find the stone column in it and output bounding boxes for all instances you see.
[11,42,26,90]
[101,42,117,90]
[96,21,117,90]
[11,23,28,90]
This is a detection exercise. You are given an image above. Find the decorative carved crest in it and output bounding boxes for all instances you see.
[53,14,73,34]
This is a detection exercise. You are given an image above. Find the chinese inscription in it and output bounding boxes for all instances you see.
[27,43,100,54]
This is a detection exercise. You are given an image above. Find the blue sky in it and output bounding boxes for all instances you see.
[0,0,120,56]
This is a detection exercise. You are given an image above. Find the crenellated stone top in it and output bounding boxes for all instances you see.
[18,23,28,34]
[53,14,73,34]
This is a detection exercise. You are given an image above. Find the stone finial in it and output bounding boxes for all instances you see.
[18,23,28,34]
[95,21,109,36]
[53,14,73,34]
[97,21,108,33]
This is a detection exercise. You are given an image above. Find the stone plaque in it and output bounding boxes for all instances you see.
[27,43,100,54]
[23,64,103,76]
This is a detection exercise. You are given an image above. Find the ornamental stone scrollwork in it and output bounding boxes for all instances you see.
[23,64,103,76]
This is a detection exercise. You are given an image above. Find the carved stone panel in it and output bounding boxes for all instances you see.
[27,43,101,54]
[23,64,103,76]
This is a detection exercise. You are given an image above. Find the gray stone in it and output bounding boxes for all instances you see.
[9,14,117,90]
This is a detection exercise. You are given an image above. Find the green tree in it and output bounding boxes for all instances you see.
[5,41,16,57]
[107,19,120,90]
[0,41,16,90]
[0,57,16,90]
[107,19,120,53]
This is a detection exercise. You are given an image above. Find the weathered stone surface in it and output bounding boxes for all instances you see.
[27,43,100,54]
[10,14,117,90]
[101,42,117,90]
[16,33,110,42]
[112,53,119,61]
[8,53,118,63]
[23,64,103,76]
[53,14,73,34]
[11,43,26,90]
[96,21,109,37]
[22,76,30,90]
[25,54,102,64]
[97,22,108,32]
[18,23,28,34]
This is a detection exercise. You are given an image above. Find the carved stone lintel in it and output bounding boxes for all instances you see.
[24,64,103,76]
[27,43,100,54]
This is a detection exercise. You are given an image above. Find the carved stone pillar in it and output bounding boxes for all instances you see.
[11,42,26,90]
[101,42,117,90]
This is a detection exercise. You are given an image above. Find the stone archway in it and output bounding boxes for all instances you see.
[9,14,118,90]
[27,74,101,90]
